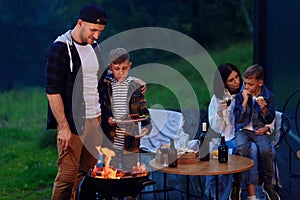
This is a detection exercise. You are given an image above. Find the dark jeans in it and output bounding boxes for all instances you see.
[235,129,273,186]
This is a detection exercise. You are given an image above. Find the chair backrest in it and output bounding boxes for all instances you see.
[274,112,291,148]
[281,114,291,134]
[140,109,184,153]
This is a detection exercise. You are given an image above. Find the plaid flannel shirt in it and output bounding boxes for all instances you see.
[100,75,152,152]
[45,39,105,134]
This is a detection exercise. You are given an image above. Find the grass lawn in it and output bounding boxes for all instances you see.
[0,41,252,199]
[0,88,57,200]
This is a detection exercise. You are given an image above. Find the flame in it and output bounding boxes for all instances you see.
[132,162,147,173]
[101,147,116,167]
[96,146,116,167]
[132,161,149,176]
[92,146,149,179]
[101,165,118,179]
[93,146,118,178]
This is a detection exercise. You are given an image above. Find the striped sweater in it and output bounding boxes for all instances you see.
[99,74,152,153]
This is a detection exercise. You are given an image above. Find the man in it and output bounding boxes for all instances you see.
[45,3,108,200]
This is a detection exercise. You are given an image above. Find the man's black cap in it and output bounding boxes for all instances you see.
[79,3,107,25]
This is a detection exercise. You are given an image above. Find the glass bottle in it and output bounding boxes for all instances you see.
[218,135,228,163]
[178,129,189,149]
[96,152,103,168]
[200,122,210,161]
[155,149,163,164]
[168,139,178,167]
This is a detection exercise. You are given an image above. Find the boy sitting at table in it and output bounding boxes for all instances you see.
[234,64,279,200]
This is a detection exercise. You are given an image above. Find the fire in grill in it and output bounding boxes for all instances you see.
[91,155,149,179]
[76,146,156,199]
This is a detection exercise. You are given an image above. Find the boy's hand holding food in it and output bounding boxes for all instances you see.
[256,96,267,113]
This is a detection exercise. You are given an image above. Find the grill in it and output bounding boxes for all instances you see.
[76,170,156,199]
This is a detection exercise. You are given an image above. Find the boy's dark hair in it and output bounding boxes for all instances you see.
[243,64,264,80]
[109,48,130,64]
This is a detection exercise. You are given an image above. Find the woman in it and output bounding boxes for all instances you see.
[206,63,272,200]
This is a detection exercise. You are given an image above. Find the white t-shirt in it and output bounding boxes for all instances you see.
[74,43,101,119]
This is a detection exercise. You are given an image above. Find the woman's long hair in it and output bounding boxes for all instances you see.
[213,63,242,99]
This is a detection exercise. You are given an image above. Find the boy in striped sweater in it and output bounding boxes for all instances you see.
[99,47,152,171]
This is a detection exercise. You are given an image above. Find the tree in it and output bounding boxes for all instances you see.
[0,0,253,90]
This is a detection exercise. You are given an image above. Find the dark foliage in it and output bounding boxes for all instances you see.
[0,0,252,90]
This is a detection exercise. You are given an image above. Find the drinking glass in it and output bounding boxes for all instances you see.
[160,147,169,167]
[210,138,220,159]
[212,146,219,158]
[223,93,232,107]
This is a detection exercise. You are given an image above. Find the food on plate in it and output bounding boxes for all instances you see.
[256,96,264,100]
[115,114,149,122]
[130,113,139,120]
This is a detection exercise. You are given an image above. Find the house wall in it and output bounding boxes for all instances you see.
[254,0,300,195]
[254,0,300,111]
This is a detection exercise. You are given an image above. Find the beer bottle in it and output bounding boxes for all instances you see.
[200,122,210,161]
[168,139,178,167]
[218,136,228,163]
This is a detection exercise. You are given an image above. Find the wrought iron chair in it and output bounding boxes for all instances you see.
[273,113,291,191]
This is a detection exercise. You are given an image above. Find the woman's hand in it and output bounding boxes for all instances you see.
[217,100,227,117]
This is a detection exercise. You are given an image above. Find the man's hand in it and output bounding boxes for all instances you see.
[141,84,146,95]
[47,93,72,151]
[57,124,72,151]
[132,78,146,95]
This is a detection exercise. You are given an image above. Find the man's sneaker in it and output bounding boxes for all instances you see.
[263,184,280,200]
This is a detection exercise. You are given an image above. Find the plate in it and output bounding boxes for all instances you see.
[114,116,149,123]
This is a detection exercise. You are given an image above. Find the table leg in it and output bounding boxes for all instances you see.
[215,175,219,200]
[186,175,190,200]
[164,172,167,200]
[233,172,241,200]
